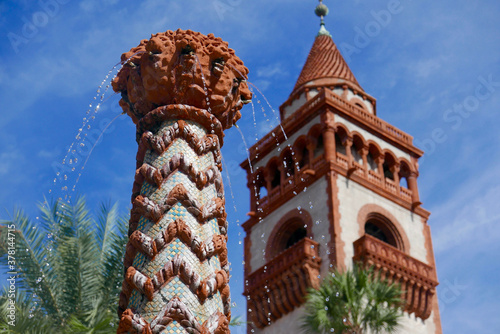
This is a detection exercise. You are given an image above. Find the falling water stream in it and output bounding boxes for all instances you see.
[46,51,146,207]
[35,50,309,326]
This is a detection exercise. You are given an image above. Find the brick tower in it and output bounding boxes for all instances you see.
[241,3,442,333]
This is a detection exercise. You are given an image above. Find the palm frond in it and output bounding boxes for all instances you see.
[0,198,129,332]
[0,287,58,334]
[301,265,404,334]
[0,210,60,320]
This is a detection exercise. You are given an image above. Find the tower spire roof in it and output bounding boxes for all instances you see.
[292,1,362,95]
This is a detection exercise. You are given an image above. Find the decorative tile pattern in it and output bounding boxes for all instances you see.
[122,119,230,332]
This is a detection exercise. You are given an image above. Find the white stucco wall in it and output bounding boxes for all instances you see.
[254,309,438,334]
[282,92,308,119]
[336,173,428,265]
[251,305,306,334]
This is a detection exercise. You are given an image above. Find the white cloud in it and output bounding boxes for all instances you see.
[431,164,500,254]
[256,63,287,78]
[0,147,24,176]
[37,148,60,160]
[412,58,442,79]
[251,79,271,91]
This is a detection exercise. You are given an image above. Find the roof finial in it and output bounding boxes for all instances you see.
[315,0,331,37]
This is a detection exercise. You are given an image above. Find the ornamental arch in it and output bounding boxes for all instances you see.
[265,208,314,261]
[357,203,409,253]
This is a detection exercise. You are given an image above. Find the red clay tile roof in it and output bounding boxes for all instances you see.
[293,34,362,94]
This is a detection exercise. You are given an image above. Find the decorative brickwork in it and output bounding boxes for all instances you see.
[293,35,362,94]
[113,30,251,334]
[353,234,438,320]
[243,122,429,227]
[241,12,441,333]
[244,238,321,329]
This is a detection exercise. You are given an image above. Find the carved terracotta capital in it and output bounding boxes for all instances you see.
[113,29,252,130]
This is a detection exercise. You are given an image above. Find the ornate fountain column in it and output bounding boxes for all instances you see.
[112,29,251,334]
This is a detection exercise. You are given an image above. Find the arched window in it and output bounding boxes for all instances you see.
[364,214,402,250]
[365,222,390,244]
[285,227,307,249]
[254,170,267,200]
[272,218,308,256]
[335,126,349,156]
[335,133,346,155]
[295,139,310,170]
[383,153,396,180]
[399,161,412,189]
[266,209,313,260]
[357,204,408,253]
[282,149,295,178]
[314,134,324,158]
[367,144,380,171]
[268,160,281,189]
[351,135,364,164]
[383,162,393,180]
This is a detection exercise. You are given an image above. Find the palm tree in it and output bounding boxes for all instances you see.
[301,265,404,334]
[0,198,128,333]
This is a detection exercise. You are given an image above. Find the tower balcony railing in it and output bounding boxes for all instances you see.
[336,153,349,168]
[324,89,413,146]
[254,153,414,215]
[400,187,412,202]
[244,238,322,328]
[353,234,438,320]
[368,170,383,185]
[385,178,398,194]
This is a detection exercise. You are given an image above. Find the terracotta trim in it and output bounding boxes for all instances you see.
[398,157,416,174]
[244,238,321,329]
[326,168,345,270]
[265,208,314,262]
[356,203,411,253]
[353,234,438,320]
[241,88,423,171]
[244,120,431,225]
[422,216,443,334]
[242,154,430,233]
[348,96,370,112]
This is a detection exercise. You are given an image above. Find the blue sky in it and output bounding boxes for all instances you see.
[1,0,499,332]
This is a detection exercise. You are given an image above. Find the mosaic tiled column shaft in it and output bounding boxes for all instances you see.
[112,30,251,334]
